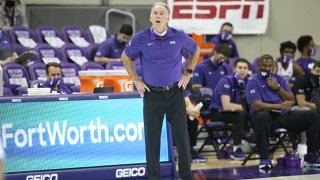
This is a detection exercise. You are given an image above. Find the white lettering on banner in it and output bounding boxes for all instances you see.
[118,79,133,92]
[167,0,269,34]
[1,117,144,149]
[115,167,146,178]
[26,173,58,180]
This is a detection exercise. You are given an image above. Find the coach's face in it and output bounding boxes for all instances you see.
[150,5,169,32]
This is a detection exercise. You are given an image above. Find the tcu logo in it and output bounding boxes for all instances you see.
[171,0,266,19]
[26,174,58,180]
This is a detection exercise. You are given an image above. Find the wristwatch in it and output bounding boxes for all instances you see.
[186,68,193,74]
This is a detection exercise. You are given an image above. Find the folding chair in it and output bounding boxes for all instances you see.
[190,87,233,158]
[241,128,297,166]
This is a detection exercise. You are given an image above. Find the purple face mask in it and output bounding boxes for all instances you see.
[309,48,317,56]
[220,31,232,41]
[234,73,245,87]
[49,77,60,86]
[282,56,293,63]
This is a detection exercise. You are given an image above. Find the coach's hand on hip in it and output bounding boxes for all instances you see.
[133,78,150,97]
[178,72,192,89]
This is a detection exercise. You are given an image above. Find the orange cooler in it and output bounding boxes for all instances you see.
[78,70,133,93]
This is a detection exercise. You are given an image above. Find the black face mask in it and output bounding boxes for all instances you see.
[5,0,16,8]
[260,70,271,79]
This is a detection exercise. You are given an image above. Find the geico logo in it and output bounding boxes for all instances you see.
[26,174,58,180]
[172,0,265,19]
[115,167,146,178]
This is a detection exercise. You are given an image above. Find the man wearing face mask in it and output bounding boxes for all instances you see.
[296,35,317,74]
[41,62,71,94]
[192,44,232,91]
[275,41,304,89]
[94,24,133,65]
[0,0,28,31]
[210,58,251,160]
[209,22,239,58]
[246,54,320,169]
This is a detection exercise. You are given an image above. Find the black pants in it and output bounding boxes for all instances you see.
[187,117,199,148]
[144,86,192,180]
[213,111,245,145]
[252,110,320,159]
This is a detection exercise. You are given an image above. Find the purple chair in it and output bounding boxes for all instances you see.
[61,26,92,47]
[3,62,30,95]
[60,43,88,64]
[11,44,27,55]
[35,25,66,48]
[34,44,63,64]
[80,61,104,71]
[60,62,80,93]
[9,26,38,48]
[28,62,46,81]
[86,25,112,44]
[105,62,125,70]
[86,43,100,61]
[3,87,13,96]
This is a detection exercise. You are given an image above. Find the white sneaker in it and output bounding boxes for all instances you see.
[297,144,308,156]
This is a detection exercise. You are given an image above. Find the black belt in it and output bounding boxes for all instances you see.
[148,83,178,92]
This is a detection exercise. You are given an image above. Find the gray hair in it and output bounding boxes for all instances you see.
[151,2,170,15]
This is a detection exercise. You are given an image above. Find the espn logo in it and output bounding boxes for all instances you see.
[171,0,266,19]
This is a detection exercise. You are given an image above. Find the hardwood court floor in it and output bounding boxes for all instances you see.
[188,149,320,179]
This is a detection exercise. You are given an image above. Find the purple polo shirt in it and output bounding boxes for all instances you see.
[0,29,12,50]
[124,27,198,87]
[95,35,125,59]
[296,58,317,74]
[246,73,292,114]
[209,35,239,58]
[211,74,243,110]
[192,59,232,91]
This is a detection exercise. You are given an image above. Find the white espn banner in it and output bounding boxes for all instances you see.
[167,0,269,34]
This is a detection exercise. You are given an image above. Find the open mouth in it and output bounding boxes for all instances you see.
[156,20,161,23]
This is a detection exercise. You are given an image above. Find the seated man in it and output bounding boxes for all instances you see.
[41,62,72,94]
[0,139,4,180]
[185,91,207,163]
[293,61,320,155]
[209,22,239,58]
[296,35,317,74]
[246,54,320,169]
[210,58,250,160]
[275,41,304,88]
[192,44,233,90]
[94,24,133,64]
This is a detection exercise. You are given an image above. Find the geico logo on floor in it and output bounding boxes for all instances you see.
[115,167,146,178]
[1,117,144,148]
[26,173,58,180]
